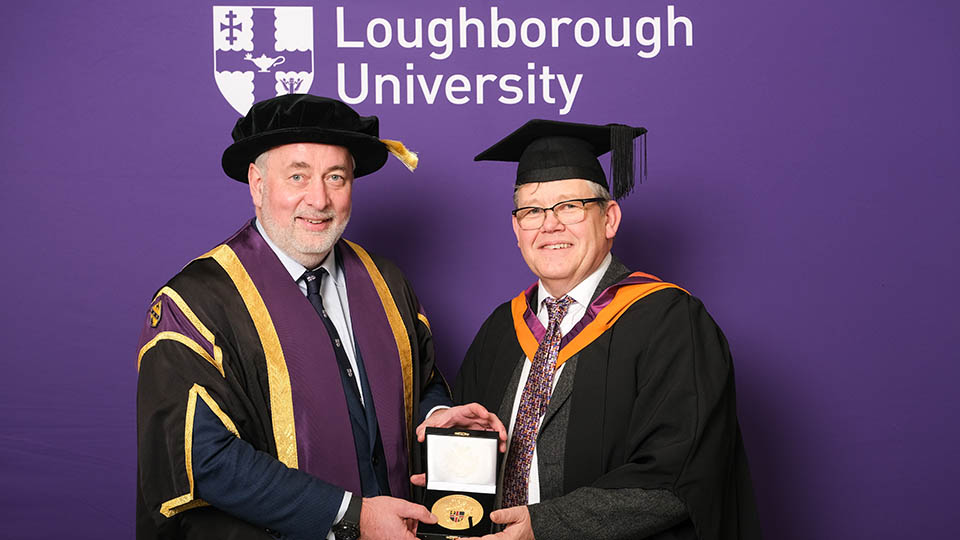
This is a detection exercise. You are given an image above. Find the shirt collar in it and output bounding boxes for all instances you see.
[537,252,613,312]
[254,218,341,285]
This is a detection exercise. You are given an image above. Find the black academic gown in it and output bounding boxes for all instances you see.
[136,222,449,539]
[454,259,761,540]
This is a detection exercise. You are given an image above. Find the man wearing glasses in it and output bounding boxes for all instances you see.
[447,120,761,539]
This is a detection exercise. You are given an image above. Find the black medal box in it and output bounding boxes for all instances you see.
[417,427,499,539]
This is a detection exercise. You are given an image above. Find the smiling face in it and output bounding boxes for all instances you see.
[249,142,354,269]
[512,179,621,297]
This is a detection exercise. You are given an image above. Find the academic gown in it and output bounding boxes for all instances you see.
[454,258,761,540]
[136,221,449,539]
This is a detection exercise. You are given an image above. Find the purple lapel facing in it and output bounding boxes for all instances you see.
[338,241,410,498]
[521,282,547,343]
[226,222,362,493]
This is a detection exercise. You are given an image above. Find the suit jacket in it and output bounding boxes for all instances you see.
[456,256,761,540]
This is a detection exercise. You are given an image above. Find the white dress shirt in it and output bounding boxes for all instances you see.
[504,253,612,504]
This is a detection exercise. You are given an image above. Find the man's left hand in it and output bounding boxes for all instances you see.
[477,506,535,540]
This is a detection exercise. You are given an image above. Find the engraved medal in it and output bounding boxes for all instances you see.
[431,494,484,531]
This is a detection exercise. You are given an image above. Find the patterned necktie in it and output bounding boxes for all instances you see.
[303,269,361,402]
[502,295,573,508]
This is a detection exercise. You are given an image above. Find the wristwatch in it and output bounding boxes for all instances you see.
[331,494,362,540]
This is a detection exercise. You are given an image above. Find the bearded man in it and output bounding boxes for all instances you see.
[136,95,503,540]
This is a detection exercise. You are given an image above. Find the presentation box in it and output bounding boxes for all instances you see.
[417,427,499,539]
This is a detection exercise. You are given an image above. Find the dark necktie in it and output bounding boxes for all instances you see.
[303,268,361,402]
[502,295,573,508]
[303,268,392,496]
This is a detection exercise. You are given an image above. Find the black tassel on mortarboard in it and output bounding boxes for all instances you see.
[609,124,640,200]
[642,130,647,182]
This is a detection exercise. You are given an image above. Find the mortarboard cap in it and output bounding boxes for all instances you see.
[474,119,647,200]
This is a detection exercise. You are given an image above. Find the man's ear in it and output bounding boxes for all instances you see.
[512,216,521,247]
[604,200,622,240]
[248,163,263,208]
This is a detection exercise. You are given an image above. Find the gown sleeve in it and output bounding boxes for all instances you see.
[566,291,761,540]
[137,284,346,539]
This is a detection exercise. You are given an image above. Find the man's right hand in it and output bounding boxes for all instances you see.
[359,496,437,540]
[416,403,508,452]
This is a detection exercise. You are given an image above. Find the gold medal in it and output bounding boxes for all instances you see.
[431,494,484,531]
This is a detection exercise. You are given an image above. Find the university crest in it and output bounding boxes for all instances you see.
[213,6,315,115]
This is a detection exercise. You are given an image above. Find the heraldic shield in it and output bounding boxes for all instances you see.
[213,6,315,115]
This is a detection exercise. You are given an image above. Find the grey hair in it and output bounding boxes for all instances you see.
[253,149,271,177]
[513,181,612,207]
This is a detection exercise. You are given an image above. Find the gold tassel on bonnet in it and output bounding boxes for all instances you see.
[381,139,419,172]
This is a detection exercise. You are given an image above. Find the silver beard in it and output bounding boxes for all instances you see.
[259,196,351,268]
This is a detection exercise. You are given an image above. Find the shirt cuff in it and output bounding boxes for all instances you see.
[326,491,353,540]
[425,405,450,421]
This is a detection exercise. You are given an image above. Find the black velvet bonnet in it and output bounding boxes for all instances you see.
[222,94,388,182]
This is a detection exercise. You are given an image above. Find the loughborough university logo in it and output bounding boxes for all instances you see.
[213,6,314,115]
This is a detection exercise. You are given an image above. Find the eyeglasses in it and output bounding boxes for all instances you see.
[511,197,607,230]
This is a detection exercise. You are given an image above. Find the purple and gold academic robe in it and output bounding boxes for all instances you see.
[136,221,446,539]
[454,258,761,540]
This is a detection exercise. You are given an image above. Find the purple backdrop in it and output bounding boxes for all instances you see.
[3,1,958,538]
